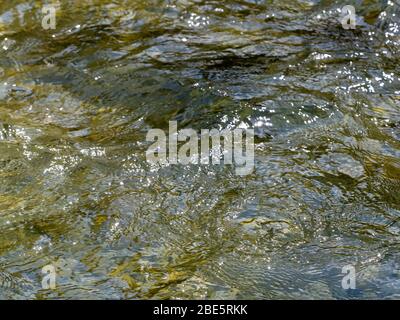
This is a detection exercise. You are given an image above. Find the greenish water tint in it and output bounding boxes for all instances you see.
[0,0,399,299]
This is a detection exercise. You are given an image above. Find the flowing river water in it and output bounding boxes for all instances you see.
[0,0,400,299]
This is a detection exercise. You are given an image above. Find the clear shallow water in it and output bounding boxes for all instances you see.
[0,0,399,299]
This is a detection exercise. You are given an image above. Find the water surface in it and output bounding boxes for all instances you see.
[0,0,400,299]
